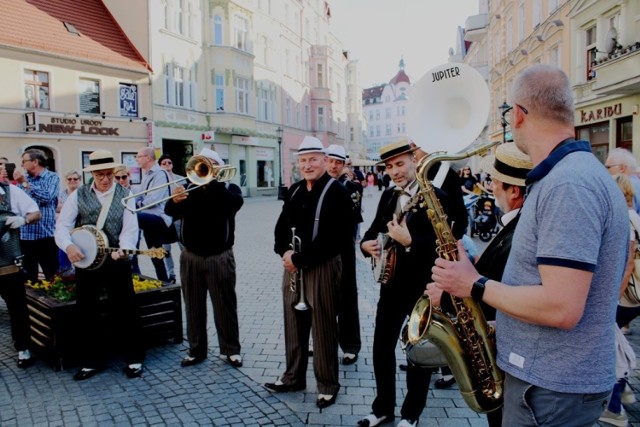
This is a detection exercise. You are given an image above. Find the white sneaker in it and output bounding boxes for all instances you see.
[622,383,636,404]
[599,408,628,427]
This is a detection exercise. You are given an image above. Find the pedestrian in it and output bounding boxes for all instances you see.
[605,148,640,214]
[358,139,461,427]
[165,148,244,369]
[55,149,145,381]
[326,144,362,365]
[134,147,171,282]
[431,64,629,426]
[266,136,353,409]
[0,180,41,368]
[159,154,184,284]
[56,170,81,274]
[13,148,59,282]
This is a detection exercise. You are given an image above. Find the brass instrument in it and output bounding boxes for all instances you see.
[403,62,503,414]
[289,227,309,311]
[121,154,236,212]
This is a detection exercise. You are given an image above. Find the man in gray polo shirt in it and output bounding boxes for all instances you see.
[430,64,628,425]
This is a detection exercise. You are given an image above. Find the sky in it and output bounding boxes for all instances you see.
[330,0,480,88]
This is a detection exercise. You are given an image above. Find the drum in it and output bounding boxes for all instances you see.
[70,225,109,270]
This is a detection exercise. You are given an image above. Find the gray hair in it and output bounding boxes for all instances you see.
[64,170,81,179]
[139,146,156,160]
[510,64,574,126]
[607,147,638,171]
[24,148,47,166]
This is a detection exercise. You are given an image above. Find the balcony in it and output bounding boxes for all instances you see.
[464,13,489,42]
[592,44,640,95]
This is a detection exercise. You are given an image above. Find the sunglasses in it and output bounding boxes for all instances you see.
[161,161,172,165]
[115,175,129,180]
[67,177,80,181]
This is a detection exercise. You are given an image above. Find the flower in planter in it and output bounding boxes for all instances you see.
[27,274,163,302]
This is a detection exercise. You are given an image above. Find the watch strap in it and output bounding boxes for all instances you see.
[471,276,489,301]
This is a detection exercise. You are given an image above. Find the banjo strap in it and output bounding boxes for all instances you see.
[95,190,115,231]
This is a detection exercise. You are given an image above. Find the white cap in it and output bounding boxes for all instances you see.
[199,148,225,165]
[297,136,325,155]
[326,144,347,161]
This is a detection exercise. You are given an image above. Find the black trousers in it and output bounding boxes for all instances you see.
[137,212,169,282]
[75,258,145,368]
[0,271,31,351]
[180,248,241,358]
[280,256,341,395]
[371,282,433,421]
[338,244,361,355]
[20,237,58,283]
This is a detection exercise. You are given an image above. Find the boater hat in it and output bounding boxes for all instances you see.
[83,150,121,172]
[377,139,419,165]
[298,136,326,155]
[326,144,347,161]
[199,148,225,165]
[480,142,533,187]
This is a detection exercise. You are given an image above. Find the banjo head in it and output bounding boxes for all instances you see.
[70,225,109,270]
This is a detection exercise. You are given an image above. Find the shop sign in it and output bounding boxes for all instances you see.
[232,135,255,146]
[255,147,274,160]
[202,131,215,142]
[580,103,622,123]
[37,117,119,135]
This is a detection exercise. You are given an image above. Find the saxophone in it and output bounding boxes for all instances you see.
[405,140,504,414]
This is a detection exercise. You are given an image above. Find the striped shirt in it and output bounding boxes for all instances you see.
[20,169,59,240]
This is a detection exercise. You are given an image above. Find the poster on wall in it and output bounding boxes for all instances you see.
[119,83,138,117]
[122,152,141,185]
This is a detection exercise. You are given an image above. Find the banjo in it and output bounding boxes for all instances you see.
[70,225,166,271]
[371,192,423,285]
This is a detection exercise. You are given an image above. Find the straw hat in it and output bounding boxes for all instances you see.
[82,150,121,172]
[377,139,419,165]
[480,142,533,186]
[199,148,225,165]
[298,136,326,155]
[326,144,347,161]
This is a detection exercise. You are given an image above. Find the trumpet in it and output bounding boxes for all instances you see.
[121,154,236,212]
[289,227,309,311]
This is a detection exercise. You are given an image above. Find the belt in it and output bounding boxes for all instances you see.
[0,264,19,277]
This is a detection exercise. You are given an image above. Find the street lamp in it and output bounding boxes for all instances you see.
[276,126,287,200]
[498,101,512,143]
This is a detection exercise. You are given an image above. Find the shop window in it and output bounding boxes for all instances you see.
[257,160,274,188]
[618,117,633,151]
[578,123,609,163]
[24,70,50,110]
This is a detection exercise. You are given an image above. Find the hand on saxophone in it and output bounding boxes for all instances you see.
[282,249,297,273]
[387,214,411,247]
[171,186,188,203]
[431,240,479,298]
[424,282,443,306]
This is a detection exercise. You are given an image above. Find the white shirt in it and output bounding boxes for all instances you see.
[1,184,39,216]
[500,208,520,227]
[54,182,138,252]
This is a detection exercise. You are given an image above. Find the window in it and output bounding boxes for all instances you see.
[385,124,391,136]
[385,108,391,119]
[317,64,324,87]
[518,3,525,41]
[234,15,248,51]
[213,15,223,45]
[369,126,374,137]
[375,125,380,137]
[285,97,291,125]
[235,76,250,114]
[175,0,184,34]
[305,105,310,130]
[375,110,380,120]
[533,0,541,27]
[24,69,49,110]
[586,26,597,81]
[164,62,194,108]
[369,110,374,121]
[257,84,274,121]
[350,127,354,142]
[79,78,100,114]
[215,73,225,111]
[506,17,513,52]
[317,106,325,131]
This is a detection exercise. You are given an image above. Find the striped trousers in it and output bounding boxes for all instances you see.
[280,255,342,395]
[180,248,241,358]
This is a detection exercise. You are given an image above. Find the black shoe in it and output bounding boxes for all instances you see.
[180,355,206,367]
[17,350,34,369]
[434,375,456,389]
[263,381,306,392]
[399,363,408,371]
[73,367,101,381]
[316,394,336,408]
[125,364,143,378]
[226,354,243,368]
[357,413,395,427]
[342,353,358,365]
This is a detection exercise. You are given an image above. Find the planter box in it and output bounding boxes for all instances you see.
[27,280,183,371]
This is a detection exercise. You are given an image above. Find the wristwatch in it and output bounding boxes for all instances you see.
[471,276,489,302]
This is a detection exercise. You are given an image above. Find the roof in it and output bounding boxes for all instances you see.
[0,0,151,73]
[389,69,410,85]
[362,85,384,102]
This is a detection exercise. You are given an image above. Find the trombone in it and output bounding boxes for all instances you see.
[121,154,236,212]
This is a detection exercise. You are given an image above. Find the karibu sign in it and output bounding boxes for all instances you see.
[580,103,622,123]
[38,117,119,135]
